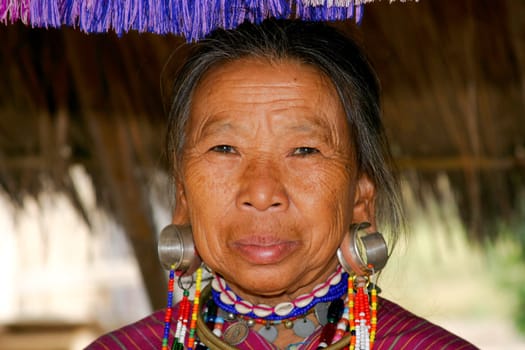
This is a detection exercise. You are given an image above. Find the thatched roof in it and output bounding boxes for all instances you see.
[362,0,525,238]
[1,0,524,307]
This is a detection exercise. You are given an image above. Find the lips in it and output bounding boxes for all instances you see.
[231,236,300,265]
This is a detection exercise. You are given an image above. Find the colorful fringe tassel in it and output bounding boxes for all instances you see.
[0,0,368,40]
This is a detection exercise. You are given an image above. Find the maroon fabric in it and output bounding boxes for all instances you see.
[85,298,478,350]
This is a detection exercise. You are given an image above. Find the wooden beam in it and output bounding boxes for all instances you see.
[63,30,167,311]
[82,113,167,311]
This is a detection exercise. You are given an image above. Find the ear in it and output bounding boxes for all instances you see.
[352,173,376,229]
[172,181,190,225]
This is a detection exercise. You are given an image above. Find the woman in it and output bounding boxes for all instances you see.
[87,19,477,350]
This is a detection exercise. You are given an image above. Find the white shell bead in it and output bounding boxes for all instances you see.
[274,302,294,316]
[293,294,314,308]
[234,300,253,314]
[253,305,273,318]
[330,271,341,285]
[313,283,330,297]
[211,278,221,291]
[220,290,237,305]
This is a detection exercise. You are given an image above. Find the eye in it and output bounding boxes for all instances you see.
[292,147,320,156]
[209,145,236,154]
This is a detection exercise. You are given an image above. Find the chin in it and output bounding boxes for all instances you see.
[236,279,290,299]
[221,265,301,299]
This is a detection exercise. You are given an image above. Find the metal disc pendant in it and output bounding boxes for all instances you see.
[223,322,249,346]
[258,325,278,343]
[315,302,330,326]
[293,318,316,338]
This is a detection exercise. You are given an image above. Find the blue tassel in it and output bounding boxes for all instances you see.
[110,0,124,35]
[31,0,60,28]
[295,0,363,23]
[80,0,110,33]
[167,0,181,34]
[61,0,77,27]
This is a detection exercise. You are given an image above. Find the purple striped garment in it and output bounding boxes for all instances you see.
[85,298,478,350]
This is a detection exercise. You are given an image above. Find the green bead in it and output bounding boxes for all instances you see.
[171,341,183,350]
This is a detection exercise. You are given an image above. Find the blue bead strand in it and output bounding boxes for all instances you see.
[212,272,349,321]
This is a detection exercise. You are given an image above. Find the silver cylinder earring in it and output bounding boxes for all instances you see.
[157,224,201,276]
[337,222,388,276]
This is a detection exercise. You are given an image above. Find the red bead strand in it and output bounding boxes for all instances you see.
[348,275,375,350]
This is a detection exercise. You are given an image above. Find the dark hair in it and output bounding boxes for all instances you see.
[167,19,404,244]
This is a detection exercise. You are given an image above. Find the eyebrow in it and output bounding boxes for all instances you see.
[193,111,340,147]
[284,117,331,133]
[197,118,237,139]
[283,116,338,146]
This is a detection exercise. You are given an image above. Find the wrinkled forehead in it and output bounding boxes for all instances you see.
[187,57,349,137]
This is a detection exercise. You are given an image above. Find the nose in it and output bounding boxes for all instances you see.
[236,159,289,212]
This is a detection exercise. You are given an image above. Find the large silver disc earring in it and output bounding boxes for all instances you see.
[337,222,388,276]
[158,224,201,276]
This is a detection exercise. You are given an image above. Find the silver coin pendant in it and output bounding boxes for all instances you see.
[293,318,316,338]
[258,325,278,343]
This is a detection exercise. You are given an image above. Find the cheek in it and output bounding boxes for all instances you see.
[183,156,234,209]
[182,162,229,240]
[289,161,354,209]
[289,165,355,243]
[184,179,232,268]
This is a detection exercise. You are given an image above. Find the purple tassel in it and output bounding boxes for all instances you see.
[131,0,146,32]
[355,2,364,23]
[167,0,181,34]
[78,0,95,32]
[1,0,30,24]
[346,0,354,19]
[0,0,9,23]
[126,0,139,33]
[111,0,125,35]
[270,0,290,20]
[30,0,60,28]
[2,0,366,39]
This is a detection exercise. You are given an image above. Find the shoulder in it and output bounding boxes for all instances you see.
[375,298,479,350]
[84,310,166,350]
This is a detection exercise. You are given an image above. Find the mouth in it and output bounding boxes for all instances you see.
[231,236,300,265]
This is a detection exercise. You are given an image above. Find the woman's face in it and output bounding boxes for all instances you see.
[175,58,373,302]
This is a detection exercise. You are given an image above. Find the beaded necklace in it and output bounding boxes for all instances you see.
[204,295,349,346]
[209,266,349,344]
[161,266,378,350]
[211,265,348,320]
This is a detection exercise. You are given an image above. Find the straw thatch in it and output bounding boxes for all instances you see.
[1,0,524,307]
